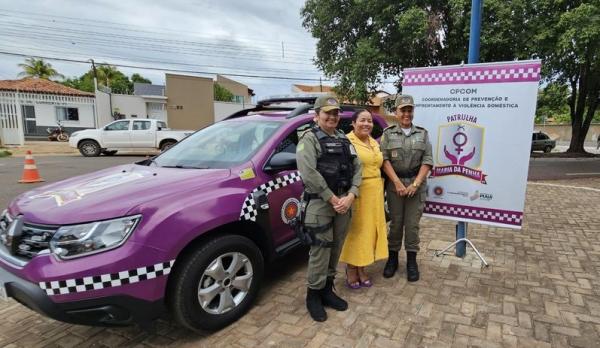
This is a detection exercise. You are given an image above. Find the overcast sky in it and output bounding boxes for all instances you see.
[0,0,370,100]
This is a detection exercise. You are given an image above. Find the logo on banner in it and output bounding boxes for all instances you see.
[432,121,488,184]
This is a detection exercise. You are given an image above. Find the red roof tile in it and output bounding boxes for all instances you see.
[0,77,94,97]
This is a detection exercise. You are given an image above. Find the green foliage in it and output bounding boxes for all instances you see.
[60,65,152,95]
[214,83,235,102]
[302,0,600,152]
[131,73,152,84]
[18,58,64,80]
[536,83,570,123]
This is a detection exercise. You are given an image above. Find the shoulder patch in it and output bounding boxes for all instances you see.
[383,124,397,132]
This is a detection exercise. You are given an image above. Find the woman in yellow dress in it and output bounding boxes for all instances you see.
[340,109,388,288]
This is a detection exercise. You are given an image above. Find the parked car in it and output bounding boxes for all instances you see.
[531,131,556,153]
[0,97,387,332]
[68,119,194,157]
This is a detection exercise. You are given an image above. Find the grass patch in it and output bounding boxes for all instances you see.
[0,149,12,158]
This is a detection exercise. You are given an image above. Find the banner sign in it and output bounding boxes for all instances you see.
[402,60,542,229]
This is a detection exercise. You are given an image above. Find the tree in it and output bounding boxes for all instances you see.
[18,57,64,80]
[61,66,151,95]
[302,0,600,153]
[536,83,570,124]
[214,83,234,102]
[131,73,152,84]
[533,1,600,152]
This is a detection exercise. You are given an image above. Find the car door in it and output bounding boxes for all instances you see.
[261,122,312,247]
[102,120,132,148]
[130,120,155,147]
[531,133,539,151]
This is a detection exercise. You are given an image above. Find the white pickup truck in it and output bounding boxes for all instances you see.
[69,119,194,157]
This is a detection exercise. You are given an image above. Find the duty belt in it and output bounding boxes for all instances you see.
[395,167,420,178]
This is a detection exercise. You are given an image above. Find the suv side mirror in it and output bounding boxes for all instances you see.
[264,152,297,173]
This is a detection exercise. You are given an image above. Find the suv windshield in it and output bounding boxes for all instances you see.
[154,120,282,169]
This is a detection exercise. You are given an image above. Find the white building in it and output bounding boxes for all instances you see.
[0,78,95,145]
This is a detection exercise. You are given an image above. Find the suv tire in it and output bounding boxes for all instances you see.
[168,235,264,332]
[160,140,176,152]
[78,140,101,157]
[544,145,552,153]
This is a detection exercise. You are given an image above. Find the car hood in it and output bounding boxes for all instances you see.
[9,164,230,225]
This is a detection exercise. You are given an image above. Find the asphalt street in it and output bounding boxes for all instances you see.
[1,154,599,208]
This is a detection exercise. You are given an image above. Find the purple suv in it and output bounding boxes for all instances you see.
[0,97,387,332]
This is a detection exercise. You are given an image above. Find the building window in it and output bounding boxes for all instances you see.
[56,107,79,121]
[234,95,244,104]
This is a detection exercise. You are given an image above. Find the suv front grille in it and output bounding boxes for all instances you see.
[16,223,57,259]
[0,211,57,260]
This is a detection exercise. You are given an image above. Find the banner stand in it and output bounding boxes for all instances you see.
[434,222,489,267]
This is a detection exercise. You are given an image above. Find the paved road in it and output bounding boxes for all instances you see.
[528,158,600,180]
[0,155,147,208]
[1,155,600,347]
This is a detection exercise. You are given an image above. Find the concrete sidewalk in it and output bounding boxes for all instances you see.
[2,141,160,157]
[0,178,599,347]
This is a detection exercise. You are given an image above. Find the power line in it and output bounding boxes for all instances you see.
[0,50,335,82]
[0,26,317,64]
[0,40,323,76]
[0,9,314,50]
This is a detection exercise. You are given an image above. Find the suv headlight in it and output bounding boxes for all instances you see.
[50,215,141,260]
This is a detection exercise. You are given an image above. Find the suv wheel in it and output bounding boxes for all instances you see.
[168,235,264,332]
[160,140,176,152]
[544,145,552,153]
[78,140,101,157]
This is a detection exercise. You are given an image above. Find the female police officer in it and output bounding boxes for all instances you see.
[296,95,362,322]
[380,94,433,282]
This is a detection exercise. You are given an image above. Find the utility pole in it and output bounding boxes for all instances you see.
[90,59,99,128]
[456,0,483,257]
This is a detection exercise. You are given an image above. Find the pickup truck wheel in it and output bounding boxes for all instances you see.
[544,145,552,153]
[168,235,264,332]
[78,140,101,157]
[102,150,118,156]
[160,140,176,152]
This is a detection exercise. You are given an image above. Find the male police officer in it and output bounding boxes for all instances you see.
[296,95,362,322]
[380,94,433,281]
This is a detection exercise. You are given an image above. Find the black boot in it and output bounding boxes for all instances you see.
[306,288,327,322]
[406,251,420,282]
[383,250,399,278]
[320,277,348,311]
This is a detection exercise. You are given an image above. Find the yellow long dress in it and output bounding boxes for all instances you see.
[339,132,388,266]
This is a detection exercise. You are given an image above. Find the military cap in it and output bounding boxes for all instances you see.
[314,95,341,112]
[395,94,415,108]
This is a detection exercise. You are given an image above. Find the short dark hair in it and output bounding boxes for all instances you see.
[351,109,371,122]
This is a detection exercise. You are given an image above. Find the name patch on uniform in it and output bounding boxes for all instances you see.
[349,144,357,156]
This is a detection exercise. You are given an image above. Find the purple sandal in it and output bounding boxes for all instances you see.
[360,279,373,288]
[345,267,361,289]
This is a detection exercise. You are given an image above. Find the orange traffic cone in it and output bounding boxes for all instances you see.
[18,151,44,183]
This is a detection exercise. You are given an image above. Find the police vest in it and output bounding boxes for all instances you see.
[312,127,355,194]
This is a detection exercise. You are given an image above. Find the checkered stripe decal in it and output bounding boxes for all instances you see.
[425,202,523,226]
[39,260,175,296]
[240,171,302,221]
[404,63,541,85]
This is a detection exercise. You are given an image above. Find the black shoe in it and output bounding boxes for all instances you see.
[320,277,348,311]
[383,250,399,278]
[306,288,327,321]
[406,251,420,282]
